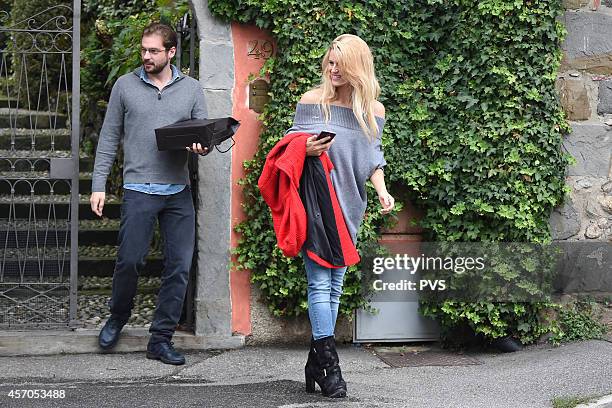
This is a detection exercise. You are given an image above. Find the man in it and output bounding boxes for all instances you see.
[91,22,207,365]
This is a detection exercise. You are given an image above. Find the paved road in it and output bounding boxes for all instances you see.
[0,380,344,408]
[0,340,611,408]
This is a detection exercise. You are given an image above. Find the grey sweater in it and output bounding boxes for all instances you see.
[91,67,208,192]
[286,103,386,243]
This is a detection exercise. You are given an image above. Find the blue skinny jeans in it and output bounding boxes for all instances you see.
[303,254,347,340]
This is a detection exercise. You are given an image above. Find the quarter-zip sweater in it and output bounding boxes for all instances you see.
[91,66,208,192]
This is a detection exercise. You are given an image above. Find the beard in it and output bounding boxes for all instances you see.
[143,57,169,74]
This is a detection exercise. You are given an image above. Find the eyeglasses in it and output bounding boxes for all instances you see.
[140,47,167,56]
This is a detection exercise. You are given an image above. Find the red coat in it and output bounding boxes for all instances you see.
[258,132,359,268]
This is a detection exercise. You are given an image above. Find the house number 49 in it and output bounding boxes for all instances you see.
[247,40,274,59]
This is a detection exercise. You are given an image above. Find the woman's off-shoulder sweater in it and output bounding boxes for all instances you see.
[286,103,387,244]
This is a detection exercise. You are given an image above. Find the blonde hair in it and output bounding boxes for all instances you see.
[317,34,380,141]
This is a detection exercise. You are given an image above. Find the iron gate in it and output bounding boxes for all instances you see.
[0,1,80,329]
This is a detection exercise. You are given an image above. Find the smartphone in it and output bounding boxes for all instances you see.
[316,131,336,142]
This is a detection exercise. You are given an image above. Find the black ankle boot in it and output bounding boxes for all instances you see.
[305,336,347,398]
[305,337,322,393]
[330,339,347,389]
[305,336,346,394]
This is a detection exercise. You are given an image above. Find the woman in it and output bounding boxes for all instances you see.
[286,34,394,398]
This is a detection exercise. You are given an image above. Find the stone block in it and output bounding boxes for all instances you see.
[600,195,612,214]
[585,222,603,238]
[562,12,612,59]
[558,77,592,120]
[199,42,235,89]
[598,80,612,115]
[196,12,231,41]
[554,242,612,292]
[563,123,612,177]
[550,198,581,240]
[202,88,233,117]
[192,0,232,42]
[561,54,612,76]
[586,198,605,218]
[575,178,594,189]
[561,12,612,74]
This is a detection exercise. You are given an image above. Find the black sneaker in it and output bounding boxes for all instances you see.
[146,341,185,365]
[98,317,126,350]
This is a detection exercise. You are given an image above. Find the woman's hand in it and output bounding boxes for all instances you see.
[378,191,395,214]
[305,135,334,156]
[370,168,394,214]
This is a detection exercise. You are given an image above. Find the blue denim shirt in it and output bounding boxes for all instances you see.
[124,65,186,195]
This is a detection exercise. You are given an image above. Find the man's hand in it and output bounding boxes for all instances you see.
[90,192,105,217]
[305,135,334,157]
[186,142,209,155]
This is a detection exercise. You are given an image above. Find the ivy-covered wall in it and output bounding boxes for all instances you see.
[207,0,573,343]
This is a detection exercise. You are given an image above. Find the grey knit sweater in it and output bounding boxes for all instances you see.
[286,103,386,244]
[91,67,208,192]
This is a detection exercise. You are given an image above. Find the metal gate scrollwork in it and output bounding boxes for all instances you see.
[0,1,80,329]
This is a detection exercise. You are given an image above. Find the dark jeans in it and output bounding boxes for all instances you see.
[109,187,195,344]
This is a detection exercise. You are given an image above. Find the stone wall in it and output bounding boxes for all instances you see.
[247,286,353,346]
[552,0,612,242]
[190,0,240,347]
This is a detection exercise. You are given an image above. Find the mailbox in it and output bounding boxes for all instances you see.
[249,79,270,113]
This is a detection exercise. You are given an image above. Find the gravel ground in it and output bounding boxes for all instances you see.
[78,276,161,328]
[78,293,157,328]
[0,193,120,204]
[0,276,161,329]
[0,219,120,229]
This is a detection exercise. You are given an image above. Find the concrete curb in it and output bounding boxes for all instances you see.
[576,394,612,408]
[0,329,245,356]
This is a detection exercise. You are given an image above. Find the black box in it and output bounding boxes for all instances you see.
[155,117,240,151]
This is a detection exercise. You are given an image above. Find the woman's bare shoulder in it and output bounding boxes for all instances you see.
[373,100,385,118]
[299,88,323,104]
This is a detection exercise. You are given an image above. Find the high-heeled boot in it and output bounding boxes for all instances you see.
[305,335,347,398]
[304,337,321,393]
[305,336,346,394]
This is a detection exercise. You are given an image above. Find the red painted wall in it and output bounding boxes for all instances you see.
[230,23,276,335]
